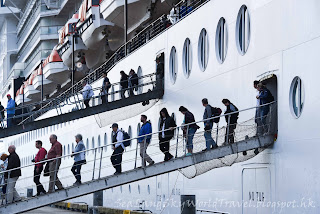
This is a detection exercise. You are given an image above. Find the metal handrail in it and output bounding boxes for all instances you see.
[197,209,229,214]
[0,101,276,175]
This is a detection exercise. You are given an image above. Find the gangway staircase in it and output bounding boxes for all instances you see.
[0,134,275,214]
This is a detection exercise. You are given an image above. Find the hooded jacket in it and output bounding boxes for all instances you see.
[159,108,177,139]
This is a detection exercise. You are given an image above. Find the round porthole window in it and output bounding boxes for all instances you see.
[198,28,209,71]
[182,38,192,78]
[169,46,177,84]
[215,17,228,63]
[236,5,251,55]
[290,77,305,118]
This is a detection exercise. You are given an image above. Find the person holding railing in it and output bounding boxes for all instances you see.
[128,69,138,97]
[120,71,129,99]
[4,145,21,204]
[5,94,15,128]
[253,80,261,134]
[31,140,47,196]
[82,80,94,108]
[110,123,125,175]
[179,106,199,156]
[71,134,86,186]
[256,83,274,135]
[47,134,64,193]
[137,115,155,167]
[222,99,239,144]
[101,72,111,104]
[159,108,176,161]
[202,98,217,151]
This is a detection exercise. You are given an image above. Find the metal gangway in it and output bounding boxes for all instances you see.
[0,73,164,138]
[0,103,277,213]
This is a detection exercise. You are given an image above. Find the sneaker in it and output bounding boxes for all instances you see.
[73,181,81,187]
[202,149,208,152]
[211,145,218,149]
[149,161,155,166]
[186,153,192,157]
[114,172,121,175]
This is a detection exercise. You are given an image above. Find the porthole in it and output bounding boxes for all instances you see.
[182,38,192,78]
[215,17,228,63]
[236,5,250,55]
[137,66,143,94]
[104,133,107,152]
[198,28,209,71]
[120,186,122,193]
[92,137,95,154]
[68,144,70,156]
[129,185,131,193]
[86,138,89,153]
[290,77,305,118]
[128,126,132,147]
[98,135,101,152]
[169,46,177,84]
[138,185,141,194]
[148,185,150,194]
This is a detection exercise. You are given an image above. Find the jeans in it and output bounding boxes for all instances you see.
[71,160,86,183]
[120,87,128,99]
[84,99,90,108]
[111,146,124,173]
[6,176,20,204]
[139,141,153,167]
[186,128,197,150]
[204,123,217,149]
[258,105,270,135]
[159,137,173,161]
[7,114,14,128]
[34,166,46,195]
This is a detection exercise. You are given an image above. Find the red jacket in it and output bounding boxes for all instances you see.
[35,147,47,168]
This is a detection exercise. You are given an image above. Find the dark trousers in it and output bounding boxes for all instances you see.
[159,137,173,161]
[225,123,237,144]
[111,146,124,173]
[34,166,46,195]
[101,95,108,104]
[120,87,128,99]
[84,99,90,108]
[71,160,86,183]
[7,114,14,128]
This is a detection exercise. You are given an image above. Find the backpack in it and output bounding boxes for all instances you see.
[265,89,274,103]
[211,106,222,123]
[122,131,131,147]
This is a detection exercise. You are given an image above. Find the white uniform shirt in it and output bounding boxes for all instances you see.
[113,130,124,148]
[256,90,260,106]
[82,83,94,100]
[161,118,166,138]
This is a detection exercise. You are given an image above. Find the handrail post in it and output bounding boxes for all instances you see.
[226,116,230,145]
[92,148,97,180]
[185,125,189,156]
[216,123,219,145]
[142,136,146,168]
[98,147,103,179]
[53,159,59,192]
[134,139,139,169]
[175,127,179,158]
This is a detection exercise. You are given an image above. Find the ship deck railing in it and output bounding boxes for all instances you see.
[0,102,277,213]
[13,0,211,126]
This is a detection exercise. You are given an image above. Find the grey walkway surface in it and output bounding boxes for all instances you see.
[24,206,82,213]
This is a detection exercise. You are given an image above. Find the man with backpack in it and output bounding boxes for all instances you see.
[202,98,218,151]
[138,115,155,167]
[256,83,274,135]
[110,123,125,175]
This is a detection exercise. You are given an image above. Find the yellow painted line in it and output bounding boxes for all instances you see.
[67,203,71,208]
[123,210,130,214]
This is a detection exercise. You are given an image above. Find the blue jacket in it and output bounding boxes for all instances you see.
[138,121,152,143]
[258,88,270,105]
[74,141,86,162]
[6,98,15,115]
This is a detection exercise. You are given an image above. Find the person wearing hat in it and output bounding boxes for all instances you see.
[110,123,124,175]
[5,94,15,128]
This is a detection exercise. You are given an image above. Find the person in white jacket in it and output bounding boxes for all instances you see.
[82,80,94,108]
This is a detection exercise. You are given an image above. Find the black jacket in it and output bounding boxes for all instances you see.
[5,152,21,178]
[159,116,177,139]
[184,111,200,130]
[0,105,4,119]
[130,73,139,86]
[120,74,128,88]
[225,103,239,124]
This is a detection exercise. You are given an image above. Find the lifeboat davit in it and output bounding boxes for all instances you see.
[15,83,31,105]
[76,0,114,50]
[57,14,88,68]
